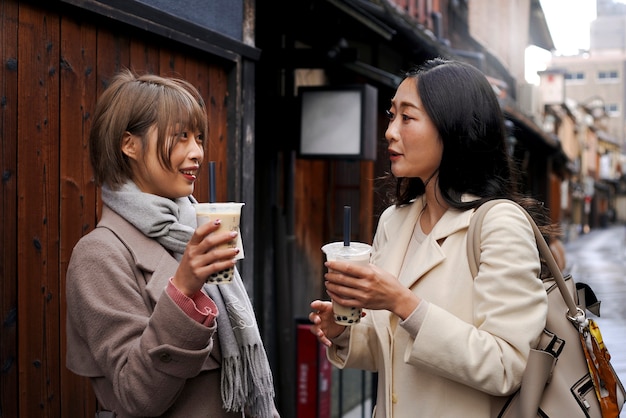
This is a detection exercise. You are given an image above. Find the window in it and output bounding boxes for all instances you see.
[607,103,620,116]
[597,70,619,82]
[564,72,585,82]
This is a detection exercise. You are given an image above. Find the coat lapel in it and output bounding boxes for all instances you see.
[376,203,474,289]
[397,236,445,287]
[99,205,179,304]
[374,201,422,279]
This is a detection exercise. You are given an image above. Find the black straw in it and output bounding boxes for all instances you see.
[209,161,216,203]
[343,206,351,246]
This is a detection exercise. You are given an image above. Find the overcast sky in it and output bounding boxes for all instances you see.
[525,0,597,83]
[540,0,597,54]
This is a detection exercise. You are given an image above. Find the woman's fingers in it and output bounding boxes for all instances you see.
[324,260,369,278]
[173,220,241,293]
[308,300,344,346]
[191,220,238,253]
[188,219,220,245]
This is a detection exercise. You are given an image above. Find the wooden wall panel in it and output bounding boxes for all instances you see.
[17,3,62,415]
[295,158,329,301]
[205,65,229,202]
[59,13,99,417]
[159,47,185,78]
[130,38,160,75]
[0,2,233,416]
[0,1,19,417]
[359,162,375,241]
[96,27,131,89]
[94,28,131,224]
[183,58,211,203]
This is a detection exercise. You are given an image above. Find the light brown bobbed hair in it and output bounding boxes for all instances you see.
[89,69,208,188]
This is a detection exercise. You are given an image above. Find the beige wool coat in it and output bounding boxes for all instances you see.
[327,199,549,418]
[66,205,245,418]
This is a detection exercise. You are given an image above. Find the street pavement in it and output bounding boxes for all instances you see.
[564,224,626,417]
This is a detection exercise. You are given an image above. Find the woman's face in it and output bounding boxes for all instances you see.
[385,77,442,180]
[125,125,204,198]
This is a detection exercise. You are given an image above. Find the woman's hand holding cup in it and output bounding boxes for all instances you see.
[173,219,240,297]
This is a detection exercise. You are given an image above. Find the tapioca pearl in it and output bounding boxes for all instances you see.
[211,267,234,283]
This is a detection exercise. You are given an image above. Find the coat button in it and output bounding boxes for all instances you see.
[392,393,398,403]
[159,352,172,363]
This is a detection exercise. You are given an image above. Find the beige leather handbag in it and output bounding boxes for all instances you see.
[468,199,625,418]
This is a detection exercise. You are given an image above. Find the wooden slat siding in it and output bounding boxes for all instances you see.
[1,2,235,415]
[182,58,211,204]
[95,28,131,222]
[359,162,374,241]
[130,38,160,75]
[59,14,99,417]
[294,159,328,302]
[206,65,229,202]
[17,3,62,415]
[159,47,184,79]
[0,0,19,417]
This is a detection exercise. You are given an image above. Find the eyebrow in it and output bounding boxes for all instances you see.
[390,99,420,112]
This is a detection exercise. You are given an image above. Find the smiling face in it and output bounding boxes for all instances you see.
[123,124,204,199]
[385,77,442,182]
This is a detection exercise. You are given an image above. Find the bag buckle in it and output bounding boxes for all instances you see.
[544,332,565,358]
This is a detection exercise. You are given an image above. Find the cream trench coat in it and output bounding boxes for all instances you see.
[327,199,548,418]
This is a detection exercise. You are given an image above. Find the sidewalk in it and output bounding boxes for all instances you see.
[342,399,372,418]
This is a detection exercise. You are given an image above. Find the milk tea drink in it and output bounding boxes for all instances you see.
[194,202,245,284]
[321,242,372,325]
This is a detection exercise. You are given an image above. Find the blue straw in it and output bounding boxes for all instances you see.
[344,206,351,246]
[209,161,216,203]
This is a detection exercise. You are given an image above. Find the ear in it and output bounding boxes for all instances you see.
[121,132,139,160]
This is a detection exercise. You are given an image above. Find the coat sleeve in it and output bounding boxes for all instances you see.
[405,202,548,396]
[326,205,397,371]
[65,227,216,416]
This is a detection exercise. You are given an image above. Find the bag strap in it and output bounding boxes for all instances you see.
[466,199,581,321]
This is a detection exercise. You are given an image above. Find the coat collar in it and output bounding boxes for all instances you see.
[98,205,179,300]
[374,199,475,288]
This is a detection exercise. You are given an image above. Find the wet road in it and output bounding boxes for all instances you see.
[564,224,626,417]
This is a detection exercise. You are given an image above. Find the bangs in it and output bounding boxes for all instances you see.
[158,87,207,136]
[152,82,208,169]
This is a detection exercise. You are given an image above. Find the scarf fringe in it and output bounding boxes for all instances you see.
[221,344,275,417]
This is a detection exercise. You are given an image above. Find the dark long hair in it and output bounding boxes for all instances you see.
[389,58,554,232]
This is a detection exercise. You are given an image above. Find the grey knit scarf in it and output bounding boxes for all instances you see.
[101,181,276,417]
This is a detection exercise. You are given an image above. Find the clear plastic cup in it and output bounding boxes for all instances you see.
[321,241,372,325]
[194,202,245,284]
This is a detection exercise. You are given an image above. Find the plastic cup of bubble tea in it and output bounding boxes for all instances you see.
[194,202,245,284]
[321,241,372,325]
